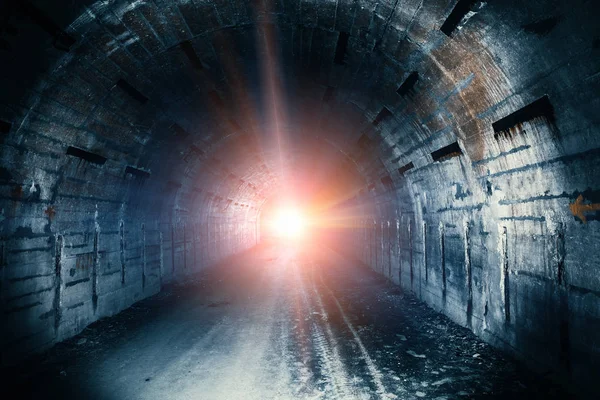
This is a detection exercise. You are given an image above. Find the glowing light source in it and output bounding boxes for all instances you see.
[271,208,306,238]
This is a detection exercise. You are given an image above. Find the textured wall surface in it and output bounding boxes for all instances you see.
[329,0,600,392]
[0,0,598,394]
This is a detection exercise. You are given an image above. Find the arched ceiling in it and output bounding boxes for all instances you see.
[1,0,598,226]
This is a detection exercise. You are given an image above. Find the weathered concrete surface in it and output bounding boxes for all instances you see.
[2,244,568,399]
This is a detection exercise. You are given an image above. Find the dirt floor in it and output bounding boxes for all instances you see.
[2,243,571,399]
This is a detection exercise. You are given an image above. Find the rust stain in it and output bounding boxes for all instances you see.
[44,206,56,221]
[428,28,514,163]
[569,195,600,223]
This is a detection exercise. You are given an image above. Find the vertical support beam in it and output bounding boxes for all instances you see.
[356,219,367,262]
[193,222,197,269]
[388,220,392,278]
[208,220,212,261]
[423,221,428,282]
[214,220,217,256]
[418,219,422,299]
[357,220,360,255]
[362,220,366,262]
[500,225,510,323]
[204,222,208,264]
[119,220,125,286]
[373,219,378,271]
[218,220,222,258]
[370,219,373,268]
[159,231,164,289]
[398,217,402,286]
[367,221,371,266]
[556,222,566,286]
[379,220,383,275]
[395,219,400,283]
[372,219,375,268]
[171,224,176,276]
[53,234,63,334]
[409,219,413,291]
[141,223,146,291]
[92,229,99,314]
[380,220,385,275]
[368,220,373,268]
[214,219,218,259]
[382,221,386,276]
[223,219,227,256]
[224,219,227,255]
[465,221,473,327]
[362,220,365,262]
[368,219,372,268]
[367,219,370,264]
[363,219,370,264]
[183,222,187,270]
[440,222,446,304]
[377,221,381,272]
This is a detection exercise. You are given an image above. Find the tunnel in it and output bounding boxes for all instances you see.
[1,0,599,398]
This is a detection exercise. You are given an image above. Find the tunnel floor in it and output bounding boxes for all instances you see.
[4,244,567,400]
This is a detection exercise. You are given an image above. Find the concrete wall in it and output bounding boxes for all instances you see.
[1,202,258,364]
[324,0,600,395]
[339,96,600,394]
[341,150,600,395]
[0,0,268,364]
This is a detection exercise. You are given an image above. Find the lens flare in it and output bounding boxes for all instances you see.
[271,208,306,238]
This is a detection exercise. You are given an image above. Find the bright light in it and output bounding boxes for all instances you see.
[271,208,306,238]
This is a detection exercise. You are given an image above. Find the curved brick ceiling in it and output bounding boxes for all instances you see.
[0,0,598,230]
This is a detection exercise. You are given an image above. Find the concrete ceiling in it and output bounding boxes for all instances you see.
[5,0,596,224]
